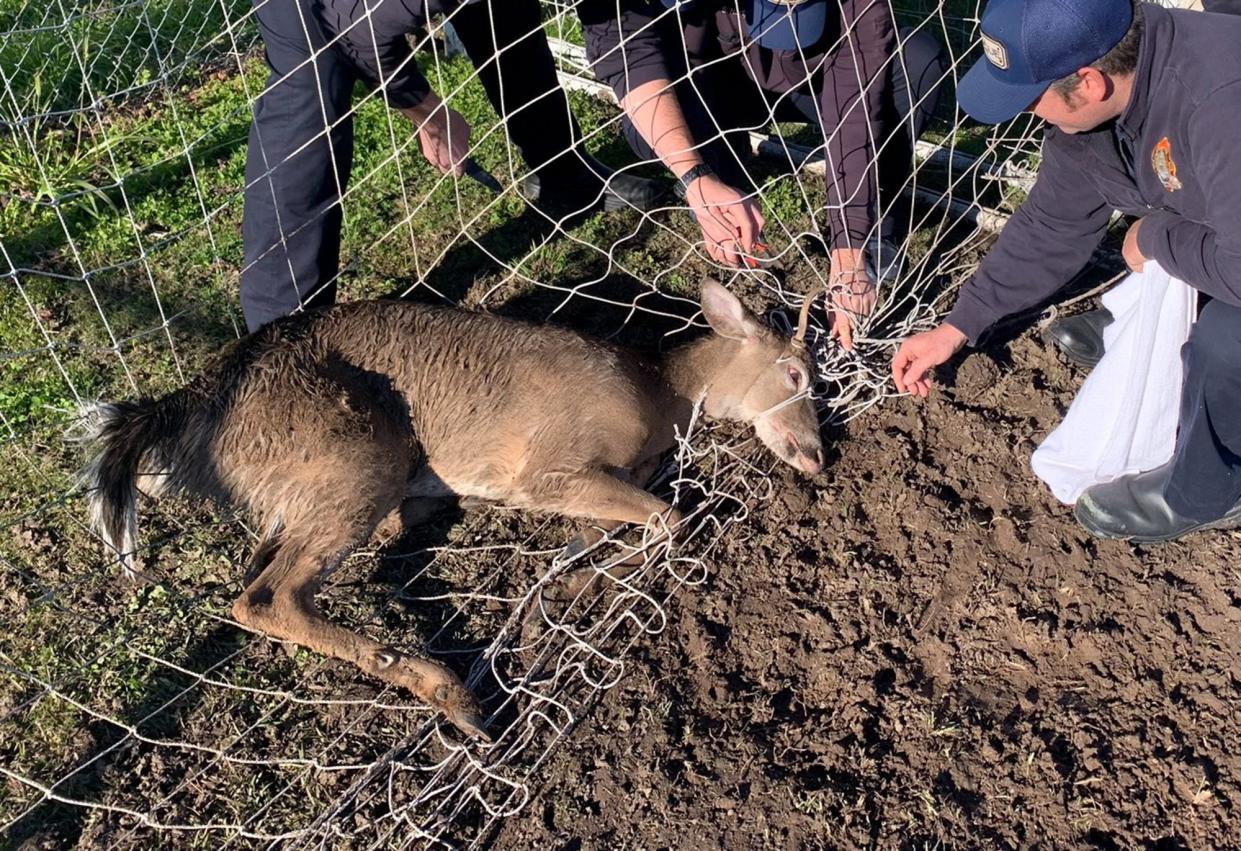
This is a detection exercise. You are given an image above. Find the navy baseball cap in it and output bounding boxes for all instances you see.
[958,0,1134,124]
[745,0,827,51]
[659,0,826,51]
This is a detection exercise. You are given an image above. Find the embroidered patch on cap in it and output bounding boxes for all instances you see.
[981,33,1009,70]
[1152,137,1183,192]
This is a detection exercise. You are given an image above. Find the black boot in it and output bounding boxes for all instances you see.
[1043,307,1113,369]
[519,153,667,219]
[1074,461,1241,542]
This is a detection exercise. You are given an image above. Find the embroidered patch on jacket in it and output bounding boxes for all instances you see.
[981,33,1009,70]
[1152,136,1183,192]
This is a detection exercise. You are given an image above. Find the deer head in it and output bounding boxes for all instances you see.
[693,280,825,476]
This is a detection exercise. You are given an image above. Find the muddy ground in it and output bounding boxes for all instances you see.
[490,328,1241,850]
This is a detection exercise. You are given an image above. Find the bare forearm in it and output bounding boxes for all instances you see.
[620,79,703,180]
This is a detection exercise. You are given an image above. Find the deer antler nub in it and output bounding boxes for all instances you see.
[791,283,828,353]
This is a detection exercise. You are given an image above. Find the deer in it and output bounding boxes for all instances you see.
[78,279,824,740]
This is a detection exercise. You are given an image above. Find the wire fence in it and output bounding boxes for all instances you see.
[0,0,1185,846]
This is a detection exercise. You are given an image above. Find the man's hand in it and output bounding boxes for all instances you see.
[620,79,763,265]
[403,93,471,177]
[891,323,968,398]
[828,246,876,351]
[684,174,766,267]
[1123,217,1147,273]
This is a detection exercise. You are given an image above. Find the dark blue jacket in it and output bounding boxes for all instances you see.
[312,0,458,110]
[947,4,1241,344]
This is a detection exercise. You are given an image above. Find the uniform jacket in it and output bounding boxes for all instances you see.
[578,0,896,251]
[948,4,1241,343]
[310,0,460,109]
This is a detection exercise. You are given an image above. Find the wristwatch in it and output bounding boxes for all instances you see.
[678,162,715,193]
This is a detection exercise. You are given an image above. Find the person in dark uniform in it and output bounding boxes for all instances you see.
[892,0,1241,542]
[577,0,946,349]
[1045,0,1241,368]
[242,0,664,332]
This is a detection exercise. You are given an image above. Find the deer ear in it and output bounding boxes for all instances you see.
[700,279,763,340]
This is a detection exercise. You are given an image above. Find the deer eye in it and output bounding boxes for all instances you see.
[787,365,803,390]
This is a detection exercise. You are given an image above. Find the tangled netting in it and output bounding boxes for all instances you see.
[0,0,1185,847]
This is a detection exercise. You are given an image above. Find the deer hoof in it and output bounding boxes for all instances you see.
[434,683,491,742]
[562,534,589,561]
[373,652,491,741]
[545,567,595,603]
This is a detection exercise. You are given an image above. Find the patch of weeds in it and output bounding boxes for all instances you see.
[760,173,813,228]
[0,361,83,428]
[0,0,254,123]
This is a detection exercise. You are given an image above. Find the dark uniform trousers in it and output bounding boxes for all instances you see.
[1165,298,1241,519]
[618,28,946,247]
[241,0,583,331]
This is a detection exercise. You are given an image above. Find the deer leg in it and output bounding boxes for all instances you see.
[242,531,281,588]
[562,519,624,560]
[561,456,666,558]
[371,496,456,545]
[232,536,488,740]
[536,469,682,603]
[536,468,679,526]
[220,364,487,732]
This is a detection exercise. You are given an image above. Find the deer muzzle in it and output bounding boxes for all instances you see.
[785,432,824,476]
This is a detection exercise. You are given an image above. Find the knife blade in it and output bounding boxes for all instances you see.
[463,159,503,195]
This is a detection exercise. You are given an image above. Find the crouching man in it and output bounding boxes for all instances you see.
[891,0,1241,542]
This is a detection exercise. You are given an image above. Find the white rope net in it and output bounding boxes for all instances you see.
[0,0,1178,846]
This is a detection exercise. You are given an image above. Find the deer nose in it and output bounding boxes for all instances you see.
[804,449,824,476]
[797,445,824,476]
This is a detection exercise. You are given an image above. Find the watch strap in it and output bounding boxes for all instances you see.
[678,162,715,191]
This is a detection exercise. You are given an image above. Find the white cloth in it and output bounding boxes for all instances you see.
[1031,262,1197,504]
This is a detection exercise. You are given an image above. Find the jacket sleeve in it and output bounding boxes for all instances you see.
[946,130,1113,344]
[1137,81,1241,306]
[1203,0,1241,14]
[816,0,895,252]
[328,0,432,110]
[578,0,673,100]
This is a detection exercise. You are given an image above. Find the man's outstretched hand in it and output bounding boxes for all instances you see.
[891,323,968,398]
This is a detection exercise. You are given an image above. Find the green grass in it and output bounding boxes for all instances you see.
[0,0,255,123]
[0,45,696,415]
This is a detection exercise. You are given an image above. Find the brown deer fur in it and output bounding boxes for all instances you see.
[79,280,823,738]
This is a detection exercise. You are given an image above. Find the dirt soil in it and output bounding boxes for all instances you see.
[490,330,1241,850]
